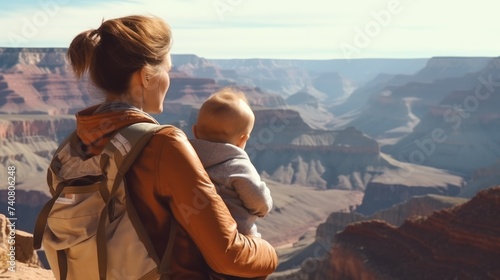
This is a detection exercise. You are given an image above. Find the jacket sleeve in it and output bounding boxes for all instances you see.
[227,158,273,217]
[156,127,278,277]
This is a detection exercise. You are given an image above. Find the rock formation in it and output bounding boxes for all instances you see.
[256,181,363,247]
[0,116,73,199]
[0,214,39,265]
[1,48,469,225]
[247,109,463,194]
[0,214,54,279]
[355,170,463,216]
[413,56,491,81]
[0,115,75,140]
[316,193,467,244]
[460,161,500,198]
[212,58,427,86]
[289,186,500,280]
[0,48,287,115]
[0,48,95,114]
[0,48,68,75]
[286,91,320,108]
[209,58,314,96]
[312,72,353,102]
[386,57,500,176]
[331,57,495,143]
[274,194,467,275]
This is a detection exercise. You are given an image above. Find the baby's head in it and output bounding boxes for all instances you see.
[193,88,255,149]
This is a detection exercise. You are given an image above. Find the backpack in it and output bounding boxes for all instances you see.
[33,122,177,280]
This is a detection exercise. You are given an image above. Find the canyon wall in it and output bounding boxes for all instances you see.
[273,194,467,275]
[285,186,500,280]
[386,58,500,175]
[0,116,75,197]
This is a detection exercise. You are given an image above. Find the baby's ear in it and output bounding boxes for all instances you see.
[236,133,250,149]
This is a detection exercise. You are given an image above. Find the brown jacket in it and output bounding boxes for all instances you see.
[75,104,278,279]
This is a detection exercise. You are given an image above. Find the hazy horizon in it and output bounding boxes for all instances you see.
[0,0,499,60]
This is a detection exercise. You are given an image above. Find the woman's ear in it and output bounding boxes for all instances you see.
[140,68,149,89]
[192,125,198,139]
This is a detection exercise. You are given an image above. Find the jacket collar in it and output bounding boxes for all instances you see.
[76,102,159,156]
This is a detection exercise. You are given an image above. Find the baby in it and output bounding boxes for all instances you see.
[190,87,272,238]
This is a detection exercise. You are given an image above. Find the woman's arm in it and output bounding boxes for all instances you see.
[156,127,278,277]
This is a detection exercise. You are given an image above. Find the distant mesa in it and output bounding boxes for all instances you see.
[312,72,352,102]
[355,165,463,216]
[415,56,492,81]
[286,91,319,108]
[212,57,428,86]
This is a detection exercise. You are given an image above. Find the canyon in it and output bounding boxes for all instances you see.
[1,48,499,279]
[273,193,467,276]
[281,186,500,280]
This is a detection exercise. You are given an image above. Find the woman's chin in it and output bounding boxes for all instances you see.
[146,107,163,114]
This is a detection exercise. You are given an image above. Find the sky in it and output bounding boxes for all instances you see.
[0,0,498,59]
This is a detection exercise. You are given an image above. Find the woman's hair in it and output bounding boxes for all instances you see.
[67,15,172,94]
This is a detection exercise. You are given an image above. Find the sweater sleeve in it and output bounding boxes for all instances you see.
[156,127,277,277]
[227,158,273,217]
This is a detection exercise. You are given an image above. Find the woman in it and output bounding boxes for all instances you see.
[66,15,277,279]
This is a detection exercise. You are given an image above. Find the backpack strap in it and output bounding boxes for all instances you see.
[35,122,179,280]
[56,250,68,280]
[95,122,170,280]
[33,176,102,249]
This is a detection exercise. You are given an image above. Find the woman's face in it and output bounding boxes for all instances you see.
[144,53,172,113]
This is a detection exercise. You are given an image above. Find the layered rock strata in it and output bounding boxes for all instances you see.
[274,194,467,275]
[295,186,500,280]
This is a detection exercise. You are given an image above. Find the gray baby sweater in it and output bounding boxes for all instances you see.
[190,138,273,237]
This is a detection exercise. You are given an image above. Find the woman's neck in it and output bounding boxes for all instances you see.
[105,92,142,110]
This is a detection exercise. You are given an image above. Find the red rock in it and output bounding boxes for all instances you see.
[0,214,41,266]
[305,186,500,279]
